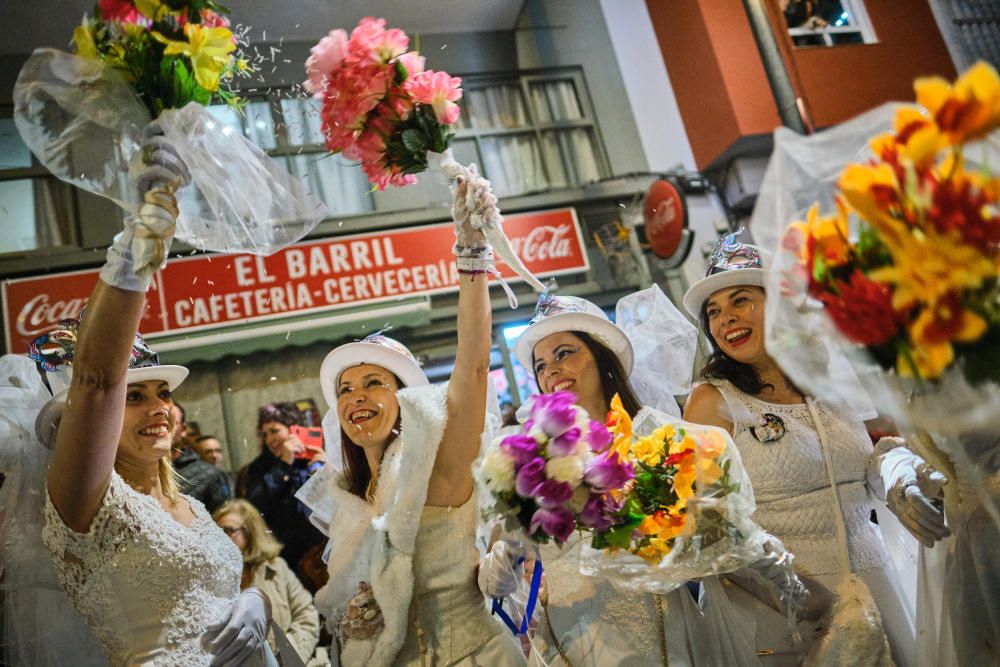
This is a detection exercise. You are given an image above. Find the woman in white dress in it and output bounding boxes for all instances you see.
[32,135,273,667]
[299,174,524,666]
[492,293,804,667]
[681,234,919,665]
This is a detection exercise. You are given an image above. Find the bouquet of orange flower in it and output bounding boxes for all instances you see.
[13,0,326,267]
[581,397,765,593]
[785,62,1000,386]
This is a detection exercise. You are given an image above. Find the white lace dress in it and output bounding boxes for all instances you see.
[42,472,243,667]
[534,539,761,667]
[711,380,914,665]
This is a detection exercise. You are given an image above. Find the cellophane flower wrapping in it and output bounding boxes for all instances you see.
[305,17,463,190]
[751,64,1000,534]
[578,400,766,594]
[13,2,326,255]
[474,391,634,546]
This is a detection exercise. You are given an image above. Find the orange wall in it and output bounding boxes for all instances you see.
[779,0,956,128]
[646,0,780,167]
[647,0,956,167]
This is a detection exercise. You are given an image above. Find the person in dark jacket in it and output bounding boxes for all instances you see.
[236,403,325,578]
[170,402,232,513]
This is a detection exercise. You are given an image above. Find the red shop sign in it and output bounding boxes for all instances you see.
[643,178,687,260]
[3,208,589,354]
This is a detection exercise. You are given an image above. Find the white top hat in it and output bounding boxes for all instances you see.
[514,294,634,374]
[682,231,765,319]
[319,334,428,409]
[29,321,188,449]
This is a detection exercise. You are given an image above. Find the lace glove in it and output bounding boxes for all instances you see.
[100,124,191,290]
[340,581,384,641]
[747,536,808,612]
[202,588,271,667]
[478,538,525,598]
[870,437,950,548]
[451,168,494,257]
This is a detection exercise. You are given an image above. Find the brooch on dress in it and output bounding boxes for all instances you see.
[751,413,786,443]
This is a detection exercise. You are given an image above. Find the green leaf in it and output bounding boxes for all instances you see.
[603,522,638,549]
[401,128,428,155]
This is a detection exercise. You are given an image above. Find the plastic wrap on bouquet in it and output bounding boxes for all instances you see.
[14,48,327,255]
[580,407,767,594]
[0,354,108,666]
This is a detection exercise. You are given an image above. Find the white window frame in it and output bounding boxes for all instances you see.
[787,0,878,47]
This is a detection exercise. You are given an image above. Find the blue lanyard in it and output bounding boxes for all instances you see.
[490,556,544,636]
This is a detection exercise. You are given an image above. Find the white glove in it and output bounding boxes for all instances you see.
[478,539,525,598]
[747,536,808,612]
[870,437,950,548]
[202,588,271,667]
[100,125,190,290]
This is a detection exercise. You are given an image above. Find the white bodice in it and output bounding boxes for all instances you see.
[712,380,887,575]
[42,472,242,667]
[396,498,518,665]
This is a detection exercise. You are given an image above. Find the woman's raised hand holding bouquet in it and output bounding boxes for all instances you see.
[305,17,545,303]
[14,0,327,275]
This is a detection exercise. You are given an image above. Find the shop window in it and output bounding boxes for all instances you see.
[782,0,877,47]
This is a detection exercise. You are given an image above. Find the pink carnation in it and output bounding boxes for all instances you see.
[99,0,149,24]
[305,28,349,97]
[397,51,425,78]
[404,70,463,125]
[349,17,408,64]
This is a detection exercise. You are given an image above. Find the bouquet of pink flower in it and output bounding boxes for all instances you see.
[305,17,545,295]
[304,17,462,190]
[476,392,634,544]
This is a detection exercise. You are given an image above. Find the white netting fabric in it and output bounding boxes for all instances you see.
[14,48,327,256]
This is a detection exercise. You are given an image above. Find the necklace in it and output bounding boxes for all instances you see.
[543,593,669,666]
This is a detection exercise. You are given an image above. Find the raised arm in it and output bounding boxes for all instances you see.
[46,133,188,531]
[428,175,495,506]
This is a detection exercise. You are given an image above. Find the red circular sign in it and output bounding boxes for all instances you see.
[643,179,687,259]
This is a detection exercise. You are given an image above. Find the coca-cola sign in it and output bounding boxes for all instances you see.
[2,208,589,353]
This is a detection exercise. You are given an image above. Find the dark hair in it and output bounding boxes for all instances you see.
[698,304,773,396]
[195,434,220,444]
[339,373,403,499]
[533,330,643,419]
[256,403,301,430]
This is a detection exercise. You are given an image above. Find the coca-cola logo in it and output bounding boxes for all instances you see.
[15,294,89,337]
[508,224,575,262]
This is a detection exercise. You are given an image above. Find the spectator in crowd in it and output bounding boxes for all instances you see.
[171,402,232,513]
[193,434,225,467]
[214,499,327,667]
[236,403,326,584]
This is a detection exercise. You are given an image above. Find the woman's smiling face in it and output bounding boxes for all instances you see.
[704,285,767,365]
[532,331,602,408]
[336,364,401,451]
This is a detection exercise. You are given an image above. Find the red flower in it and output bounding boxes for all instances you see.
[819,270,903,346]
[99,0,148,24]
[930,174,1000,253]
[663,449,693,467]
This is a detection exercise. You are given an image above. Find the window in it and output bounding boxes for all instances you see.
[209,68,609,217]
[782,0,877,47]
[0,116,78,255]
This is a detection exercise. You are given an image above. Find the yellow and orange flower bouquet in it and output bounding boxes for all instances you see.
[580,397,767,594]
[786,62,1000,386]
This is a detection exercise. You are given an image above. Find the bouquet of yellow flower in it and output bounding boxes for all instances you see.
[13,0,326,264]
[73,0,247,117]
[785,62,1000,385]
[581,398,765,593]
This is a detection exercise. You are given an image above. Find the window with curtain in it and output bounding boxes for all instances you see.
[209,69,608,216]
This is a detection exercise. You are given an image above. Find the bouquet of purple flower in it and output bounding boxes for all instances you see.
[476,392,634,544]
